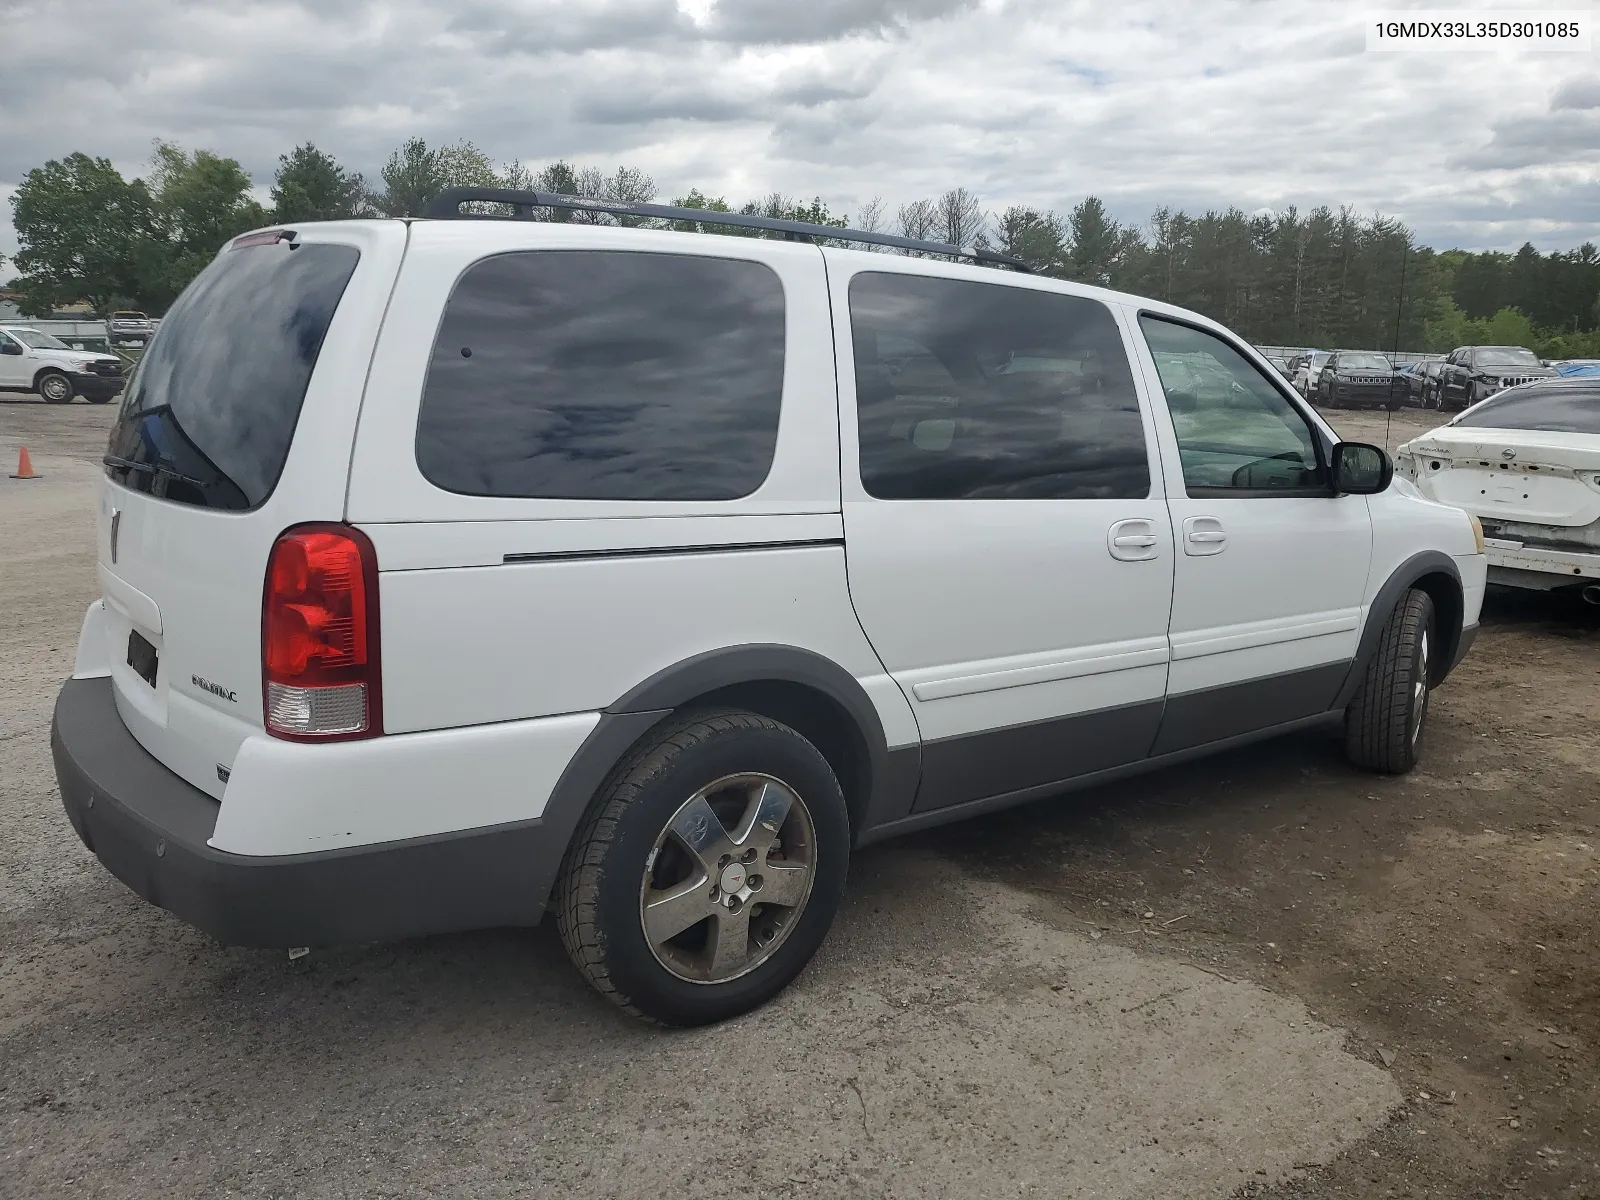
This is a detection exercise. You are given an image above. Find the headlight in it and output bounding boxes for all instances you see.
[1468,513,1485,554]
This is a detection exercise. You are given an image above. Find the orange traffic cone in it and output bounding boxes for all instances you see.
[10,446,40,479]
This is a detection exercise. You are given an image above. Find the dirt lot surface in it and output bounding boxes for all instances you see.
[2,400,1596,1199]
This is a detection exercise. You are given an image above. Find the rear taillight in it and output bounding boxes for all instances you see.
[262,524,381,741]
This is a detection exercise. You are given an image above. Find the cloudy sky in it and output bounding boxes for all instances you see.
[2,0,1598,268]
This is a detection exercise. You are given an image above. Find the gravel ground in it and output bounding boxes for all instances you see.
[1,399,1595,1199]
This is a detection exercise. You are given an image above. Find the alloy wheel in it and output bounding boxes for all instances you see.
[1410,629,1430,747]
[639,773,817,984]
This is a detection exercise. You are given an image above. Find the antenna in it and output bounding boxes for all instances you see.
[1388,240,1409,452]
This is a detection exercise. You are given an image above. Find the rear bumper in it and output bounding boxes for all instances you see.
[52,676,565,947]
[1483,540,1600,586]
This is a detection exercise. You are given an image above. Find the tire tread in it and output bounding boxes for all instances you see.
[1344,589,1433,773]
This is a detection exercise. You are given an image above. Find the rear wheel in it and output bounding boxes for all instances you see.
[556,709,850,1026]
[87,393,114,405]
[37,371,73,404]
[1344,589,1435,774]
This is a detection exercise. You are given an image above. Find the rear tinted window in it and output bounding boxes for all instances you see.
[849,272,1148,500]
[105,242,359,509]
[416,251,785,501]
[1455,385,1600,434]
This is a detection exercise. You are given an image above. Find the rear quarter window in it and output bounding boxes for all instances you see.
[415,250,786,501]
[105,241,360,509]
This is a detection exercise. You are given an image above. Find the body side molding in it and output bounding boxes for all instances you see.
[857,711,1342,846]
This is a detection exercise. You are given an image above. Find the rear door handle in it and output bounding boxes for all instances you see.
[1182,515,1227,556]
[1107,518,1161,562]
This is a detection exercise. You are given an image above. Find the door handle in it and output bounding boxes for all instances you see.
[1107,518,1161,562]
[1182,515,1227,556]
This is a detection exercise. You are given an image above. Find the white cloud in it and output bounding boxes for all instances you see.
[3,0,1599,276]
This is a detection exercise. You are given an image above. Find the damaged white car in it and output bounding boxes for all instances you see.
[1397,378,1600,600]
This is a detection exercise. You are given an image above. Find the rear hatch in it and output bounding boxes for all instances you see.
[95,223,406,798]
[1412,427,1600,533]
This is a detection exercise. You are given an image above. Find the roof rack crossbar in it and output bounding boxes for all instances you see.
[422,187,1031,272]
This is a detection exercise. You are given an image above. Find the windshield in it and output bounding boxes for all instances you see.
[8,329,71,350]
[104,241,360,509]
[111,312,146,319]
[1473,347,1540,368]
[1339,353,1391,372]
[1454,385,1600,435]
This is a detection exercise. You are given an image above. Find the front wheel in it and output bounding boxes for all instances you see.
[37,371,74,404]
[556,709,850,1025]
[1344,588,1435,774]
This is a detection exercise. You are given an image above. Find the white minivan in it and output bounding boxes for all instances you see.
[54,191,1487,1025]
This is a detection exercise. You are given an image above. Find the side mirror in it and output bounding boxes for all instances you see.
[0,342,21,355]
[1332,441,1393,494]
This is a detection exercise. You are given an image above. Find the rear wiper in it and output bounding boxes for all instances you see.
[102,454,206,488]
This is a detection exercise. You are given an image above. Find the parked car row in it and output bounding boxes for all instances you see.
[1272,344,1571,414]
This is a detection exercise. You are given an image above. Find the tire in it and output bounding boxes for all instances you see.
[87,394,114,405]
[556,709,851,1026]
[1344,588,1435,774]
[37,371,74,404]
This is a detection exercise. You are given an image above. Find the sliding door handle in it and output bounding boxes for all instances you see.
[1107,518,1162,562]
[1182,516,1227,556]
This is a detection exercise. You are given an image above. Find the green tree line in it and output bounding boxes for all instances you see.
[9,140,1600,358]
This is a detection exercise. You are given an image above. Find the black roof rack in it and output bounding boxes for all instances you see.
[423,187,1031,273]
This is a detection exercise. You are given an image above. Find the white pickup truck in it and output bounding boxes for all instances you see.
[0,325,125,403]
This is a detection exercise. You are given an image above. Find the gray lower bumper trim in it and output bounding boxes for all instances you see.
[52,676,565,947]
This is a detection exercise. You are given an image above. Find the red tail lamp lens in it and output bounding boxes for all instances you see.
[262,525,381,740]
